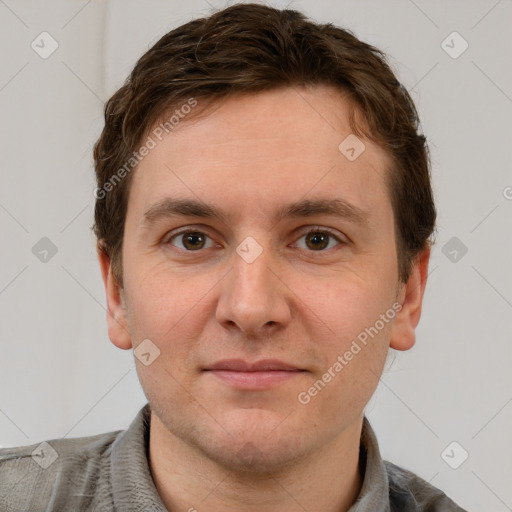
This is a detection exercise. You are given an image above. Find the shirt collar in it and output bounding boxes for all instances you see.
[110,405,390,511]
[348,416,390,512]
[110,403,168,511]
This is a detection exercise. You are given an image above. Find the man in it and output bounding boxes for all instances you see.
[0,3,467,511]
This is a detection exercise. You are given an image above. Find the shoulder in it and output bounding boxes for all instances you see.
[384,461,467,511]
[0,429,121,511]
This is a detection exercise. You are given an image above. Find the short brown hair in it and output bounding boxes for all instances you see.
[93,2,436,285]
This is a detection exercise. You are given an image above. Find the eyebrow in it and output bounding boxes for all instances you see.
[141,197,369,228]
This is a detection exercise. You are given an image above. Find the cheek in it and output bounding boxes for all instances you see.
[123,260,235,384]
[307,344,387,431]
[300,275,393,345]
[124,268,208,412]
[295,275,395,404]
[298,294,392,426]
[125,260,205,332]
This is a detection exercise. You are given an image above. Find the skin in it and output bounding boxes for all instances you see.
[99,84,430,512]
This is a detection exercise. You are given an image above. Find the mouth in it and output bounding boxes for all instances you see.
[203,359,307,390]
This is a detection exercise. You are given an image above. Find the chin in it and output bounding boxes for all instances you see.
[217,408,323,473]
[203,429,309,475]
[169,403,313,474]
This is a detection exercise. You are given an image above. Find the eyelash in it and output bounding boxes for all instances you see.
[164,226,347,253]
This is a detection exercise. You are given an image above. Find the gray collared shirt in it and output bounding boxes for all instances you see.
[0,404,466,511]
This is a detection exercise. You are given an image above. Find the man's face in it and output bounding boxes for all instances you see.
[110,85,411,471]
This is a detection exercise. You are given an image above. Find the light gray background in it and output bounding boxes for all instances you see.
[1,1,511,510]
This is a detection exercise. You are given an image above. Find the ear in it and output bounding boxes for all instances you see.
[97,244,132,350]
[389,246,431,351]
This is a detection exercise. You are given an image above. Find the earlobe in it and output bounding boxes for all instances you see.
[389,247,431,351]
[97,244,132,350]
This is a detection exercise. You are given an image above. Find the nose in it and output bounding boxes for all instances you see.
[215,239,292,338]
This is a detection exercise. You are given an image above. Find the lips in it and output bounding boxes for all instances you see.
[203,359,306,390]
[205,359,302,372]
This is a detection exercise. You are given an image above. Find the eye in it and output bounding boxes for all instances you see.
[167,230,216,251]
[293,228,344,252]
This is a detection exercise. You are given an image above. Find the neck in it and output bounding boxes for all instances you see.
[148,413,364,512]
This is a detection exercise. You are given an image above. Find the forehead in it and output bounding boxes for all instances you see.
[127,85,393,224]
